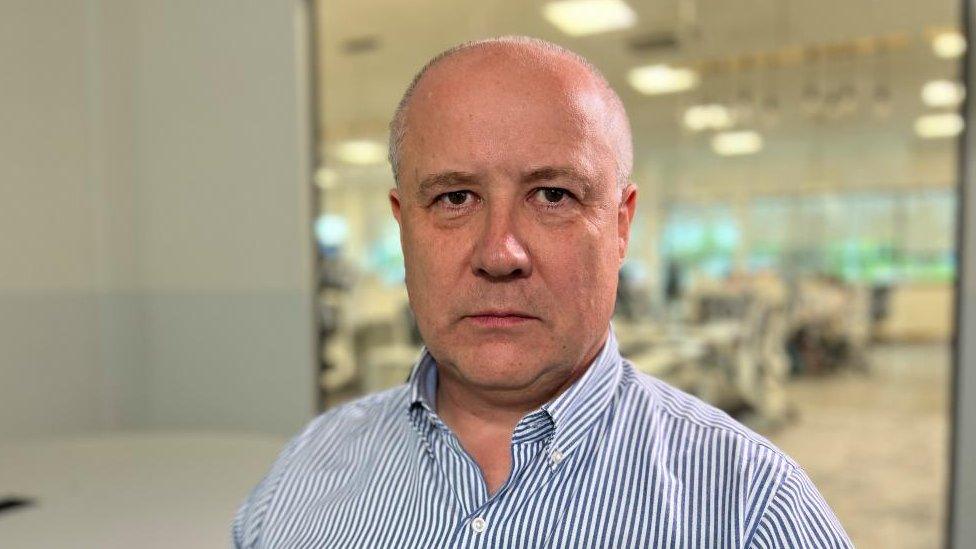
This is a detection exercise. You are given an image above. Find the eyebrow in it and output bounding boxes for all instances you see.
[416,171,478,200]
[415,166,594,199]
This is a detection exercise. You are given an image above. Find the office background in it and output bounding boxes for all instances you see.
[0,1,973,547]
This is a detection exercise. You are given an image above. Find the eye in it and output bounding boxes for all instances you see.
[438,190,474,207]
[533,188,569,205]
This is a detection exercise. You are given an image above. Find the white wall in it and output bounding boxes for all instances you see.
[130,0,316,435]
[0,0,316,439]
[0,2,108,437]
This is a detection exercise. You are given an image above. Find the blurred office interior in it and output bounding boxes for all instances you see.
[313,1,961,547]
[0,0,973,548]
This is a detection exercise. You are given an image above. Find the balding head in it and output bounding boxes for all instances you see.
[388,36,633,191]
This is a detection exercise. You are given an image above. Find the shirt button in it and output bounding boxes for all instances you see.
[551,450,565,464]
[471,517,487,533]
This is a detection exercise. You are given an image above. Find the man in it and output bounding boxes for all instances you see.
[234,36,852,548]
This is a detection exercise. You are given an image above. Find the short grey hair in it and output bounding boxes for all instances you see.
[387,35,633,190]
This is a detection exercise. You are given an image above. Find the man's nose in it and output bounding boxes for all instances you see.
[472,206,532,280]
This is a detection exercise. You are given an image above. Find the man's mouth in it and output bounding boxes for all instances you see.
[463,310,538,328]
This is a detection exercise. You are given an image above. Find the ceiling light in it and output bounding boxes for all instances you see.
[932,31,966,59]
[335,140,387,165]
[543,0,636,36]
[915,113,964,139]
[921,80,965,108]
[314,167,338,189]
[683,104,734,131]
[628,64,699,95]
[711,130,763,156]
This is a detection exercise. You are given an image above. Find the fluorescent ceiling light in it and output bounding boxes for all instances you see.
[915,113,964,139]
[314,167,338,189]
[932,31,966,59]
[543,0,636,36]
[922,80,965,108]
[335,140,387,165]
[683,104,734,131]
[711,130,763,156]
[628,65,699,96]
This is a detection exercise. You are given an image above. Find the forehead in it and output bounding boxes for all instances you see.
[399,47,614,183]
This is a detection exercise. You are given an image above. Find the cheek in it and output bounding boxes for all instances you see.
[537,226,620,313]
[401,222,468,311]
[411,227,468,275]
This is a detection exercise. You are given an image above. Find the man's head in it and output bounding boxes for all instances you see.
[389,36,637,396]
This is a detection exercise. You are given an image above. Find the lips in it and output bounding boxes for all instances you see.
[463,310,538,328]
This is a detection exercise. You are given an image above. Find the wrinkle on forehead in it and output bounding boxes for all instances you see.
[404,92,609,198]
[398,41,632,189]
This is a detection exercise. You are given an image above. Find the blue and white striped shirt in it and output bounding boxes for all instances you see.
[233,330,852,548]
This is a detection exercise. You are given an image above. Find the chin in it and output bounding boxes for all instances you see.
[448,341,553,390]
[458,364,544,391]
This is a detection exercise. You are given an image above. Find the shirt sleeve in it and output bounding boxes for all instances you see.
[231,434,303,549]
[747,466,854,549]
[231,410,332,549]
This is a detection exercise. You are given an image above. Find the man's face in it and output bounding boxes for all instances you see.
[390,49,637,393]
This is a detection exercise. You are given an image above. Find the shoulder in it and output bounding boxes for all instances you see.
[618,363,852,547]
[748,465,853,547]
[242,382,412,472]
[617,363,799,513]
[270,385,417,480]
[620,360,795,468]
[299,385,413,445]
[232,385,412,548]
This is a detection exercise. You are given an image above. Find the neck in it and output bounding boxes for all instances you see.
[435,353,592,495]
[434,332,608,438]
[430,332,609,495]
[436,368,577,436]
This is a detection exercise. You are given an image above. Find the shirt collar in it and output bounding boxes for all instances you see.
[408,350,438,413]
[406,327,624,457]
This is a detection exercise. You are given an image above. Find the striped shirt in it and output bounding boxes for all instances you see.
[233,329,852,548]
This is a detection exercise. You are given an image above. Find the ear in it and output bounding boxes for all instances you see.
[616,183,638,259]
[390,187,403,225]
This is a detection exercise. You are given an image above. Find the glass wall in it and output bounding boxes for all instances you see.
[663,189,956,284]
[312,1,962,545]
